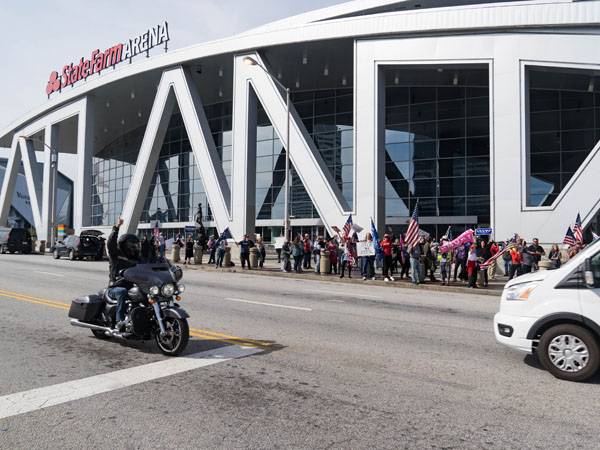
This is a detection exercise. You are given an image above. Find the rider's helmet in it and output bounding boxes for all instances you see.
[117,234,141,260]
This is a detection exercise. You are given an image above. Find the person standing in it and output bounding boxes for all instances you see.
[528,238,545,271]
[158,232,165,259]
[292,236,303,273]
[409,242,422,285]
[339,239,354,279]
[313,236,325,274]
[276,234,284,264]
[400,240,410,279]
[237,234,254,269]
[467,245,479,288]
[440,252,449,285]
[502,242,512,277]
[548,244,562,269]
[302,234,312,270]
[477,240,491,287]
[381,234,394,282]
[327,238,338,274]
[423,237,437,282]
[141,235,151,262]
[487,240,499,280]
[281,239,291,272]
[215,238,227,268]
[256,237,266,269]
[509,245,522,279]
[207,235,216,265]
[520,241,533,274]
[184,235,194,264]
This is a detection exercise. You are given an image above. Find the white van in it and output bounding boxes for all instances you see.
[494,238,600,381]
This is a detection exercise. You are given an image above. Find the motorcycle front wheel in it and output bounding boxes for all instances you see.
[155,317,189,356]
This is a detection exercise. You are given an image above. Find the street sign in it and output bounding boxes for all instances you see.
[184,226,196,234]
[475,227,493,236]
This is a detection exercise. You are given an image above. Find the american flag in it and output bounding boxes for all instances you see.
[405,200,420,247]
[480,243,516,269]
[563,226,576,247]
[573,213,584,244]
[342,215,353,239]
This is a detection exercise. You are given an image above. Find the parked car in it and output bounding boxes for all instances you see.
[0,227,33,254]
[51,230,105,260]
[494,238,600,382]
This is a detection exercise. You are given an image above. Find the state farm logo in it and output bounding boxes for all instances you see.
[45,22,169,98]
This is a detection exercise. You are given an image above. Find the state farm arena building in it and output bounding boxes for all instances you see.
[2,0,600,244]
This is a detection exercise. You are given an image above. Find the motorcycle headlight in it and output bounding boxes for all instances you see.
[505,282,539,301]
[149,286,160,296]
[161,283,175,297]
[177,283,185,294]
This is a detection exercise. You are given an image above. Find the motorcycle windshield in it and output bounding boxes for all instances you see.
[122,263,177,293]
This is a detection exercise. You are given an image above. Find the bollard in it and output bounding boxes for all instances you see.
[224,246,232,267]
[193,243,203,265]
[249,247,258,268]
[319,249,330,274]
[38,240,46,255]
[172,244,181,263]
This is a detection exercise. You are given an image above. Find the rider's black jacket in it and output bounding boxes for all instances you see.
[107,226,139,288]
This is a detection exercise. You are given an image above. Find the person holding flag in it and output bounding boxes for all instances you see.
[405,201,422,284]
[215,227,232,268]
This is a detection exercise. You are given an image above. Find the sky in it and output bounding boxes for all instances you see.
[0,0,344,131]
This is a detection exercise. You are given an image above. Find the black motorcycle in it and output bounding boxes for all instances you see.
[68,262,190,356]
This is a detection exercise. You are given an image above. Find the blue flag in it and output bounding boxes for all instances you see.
[216,227,232,245]
[370,218,383,258]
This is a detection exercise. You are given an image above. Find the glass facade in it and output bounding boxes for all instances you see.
[255,88,354,223]
[383,66,490,236]
[527,66,600,207]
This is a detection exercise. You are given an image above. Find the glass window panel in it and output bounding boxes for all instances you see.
[411,102,436,122]
[340,146,353,165]
[466,176,489,196]
[529,173,560,194]
[438,119,464,139]
[530,152,561,174]
[413,141,436,160]
[386,105,409,124]
[439,139,465,158]
[336,95,353,114]
[561,108,595,130]
[439,177,466,197]
[313,115,336,130]
[340,130,353,148]
[530,111,560,133]
[466,137,489,157]
[295,101,314,118]
[413,161,436,179]
[411,87,436,104]
[530,89,559,112]
[438,87,464,101]
[466,196,490,218]
[561,150,589,172]
[466,117,489,137]
[385,127,411,144]
[531,132,560,154]
[386,87,409,106]
[561,90,594,110]
[256,156,272,173]
[466,157,489,176]
[336,113,353,129]
[256,125,273,141]
[438,197,466,216]
[412,121,437,141]
[466,96,489,117]
[438,99,465,120]
[314,97,335,116]
[439,158,466,178]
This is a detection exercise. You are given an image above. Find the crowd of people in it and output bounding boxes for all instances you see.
[164,229,586,290]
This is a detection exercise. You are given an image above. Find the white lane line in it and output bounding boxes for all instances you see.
[224,297,312,312]
[327,300,346,303]
[34,271,65,277]
[319,289,383,300]
[0,345,260,420]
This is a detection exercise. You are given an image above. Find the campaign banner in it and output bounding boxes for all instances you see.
[274,237,285,249]
[356,241,375,257]
[439,229,475,253]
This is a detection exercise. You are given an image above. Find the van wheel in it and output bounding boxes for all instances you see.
[538,324,600,382]
[53,250,60,259]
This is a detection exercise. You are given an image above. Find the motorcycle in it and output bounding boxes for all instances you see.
[68,262,190,356]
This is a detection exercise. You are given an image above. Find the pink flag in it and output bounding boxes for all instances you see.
[439,229,475,253]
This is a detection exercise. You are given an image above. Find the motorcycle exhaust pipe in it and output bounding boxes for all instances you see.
[70,319,113,336]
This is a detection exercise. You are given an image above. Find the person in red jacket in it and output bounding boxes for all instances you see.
[381,234,394,282]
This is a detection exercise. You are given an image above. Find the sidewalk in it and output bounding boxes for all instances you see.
[181,256,505,297]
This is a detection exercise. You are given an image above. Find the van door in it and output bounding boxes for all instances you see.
[579,250,600,326]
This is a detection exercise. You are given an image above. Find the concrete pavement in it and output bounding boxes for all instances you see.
[0,254,598,449]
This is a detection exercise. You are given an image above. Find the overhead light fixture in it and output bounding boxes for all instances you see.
[243,56,257,66]
[323,65,329,77]
[295,77,300,89]
[218,66,223,77]
[453,73,459,86]
[302,51,308,65]
[437,68,444,73]
[137,110,142,118]
[394,75,399,85]
[341,75,347,86]
[130,91,135,100]
[121,119,125,125]
[105,100,110,108]
[588,77,595,93]
[218,87,223,98]
[277,69,282,80]
[103,127,108,133]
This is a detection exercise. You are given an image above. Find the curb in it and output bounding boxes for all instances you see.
[181,263,502,297]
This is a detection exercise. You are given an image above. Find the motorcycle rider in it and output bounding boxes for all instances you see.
[106,217,141,331]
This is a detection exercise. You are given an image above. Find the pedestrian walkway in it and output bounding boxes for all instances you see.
[182,255,505,297]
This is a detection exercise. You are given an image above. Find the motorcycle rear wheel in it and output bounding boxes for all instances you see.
[155,317,189,356]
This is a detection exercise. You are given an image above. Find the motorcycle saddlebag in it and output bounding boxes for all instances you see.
[68,295,102,322]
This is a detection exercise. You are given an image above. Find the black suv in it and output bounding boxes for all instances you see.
[0,227,33,254]
[51,230,105,260]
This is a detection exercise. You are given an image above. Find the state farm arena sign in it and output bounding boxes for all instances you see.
[46,22,170,97]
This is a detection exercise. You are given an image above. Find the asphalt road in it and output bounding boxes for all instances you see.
[0,254,598,449]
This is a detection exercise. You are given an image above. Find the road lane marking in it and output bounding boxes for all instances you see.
[327,300,346,303]
[0,345,262,420]
[319,289,384,300]
[224,297,312,311]
[33,271,65,277]
[0,289,270,348]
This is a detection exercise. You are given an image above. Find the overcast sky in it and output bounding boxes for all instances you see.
[0,0,343,131]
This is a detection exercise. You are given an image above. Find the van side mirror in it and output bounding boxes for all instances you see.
[584,258,595,288]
